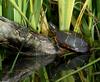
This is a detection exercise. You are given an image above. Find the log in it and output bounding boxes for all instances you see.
[0,16,63,81]
[0,16,61,56]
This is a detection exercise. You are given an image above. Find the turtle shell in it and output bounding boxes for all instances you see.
[55,31,88,53]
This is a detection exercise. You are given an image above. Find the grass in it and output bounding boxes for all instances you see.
[0,0,100,82]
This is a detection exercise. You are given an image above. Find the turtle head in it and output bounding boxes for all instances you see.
[49,22,57,33]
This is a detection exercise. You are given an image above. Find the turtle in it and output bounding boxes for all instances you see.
[49,22,89,53]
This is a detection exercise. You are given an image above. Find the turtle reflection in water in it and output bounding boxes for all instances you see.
[49,22,89,53]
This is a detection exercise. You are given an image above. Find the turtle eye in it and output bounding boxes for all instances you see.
[49,22,56,30]
[48,22,57,33]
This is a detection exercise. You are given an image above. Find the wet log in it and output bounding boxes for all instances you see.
[0,16,63,81]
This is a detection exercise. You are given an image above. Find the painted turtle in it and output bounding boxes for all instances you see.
[49,22,88,53]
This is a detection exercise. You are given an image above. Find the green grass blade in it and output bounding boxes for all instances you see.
[30,71,35,82]
[9,52,20,73]
[0,0,2,16]
[39,66,49,82]
[58,0,75,31]
[74,0,89,32]
[2,0,14,20]
[22,0,28,16]
[60,70,75,82]
[87,0,93,31]
[9,0,31,27]
[2,0,7,17]
[14,0,22,23]
[96,0,100,29]
[6,0,14,20]
[81,17,90,37]
[29,0,43,31]
[86,53,95,82]
[29,0,36,31]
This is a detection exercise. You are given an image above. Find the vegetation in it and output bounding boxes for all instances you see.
[0,0,100,82]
